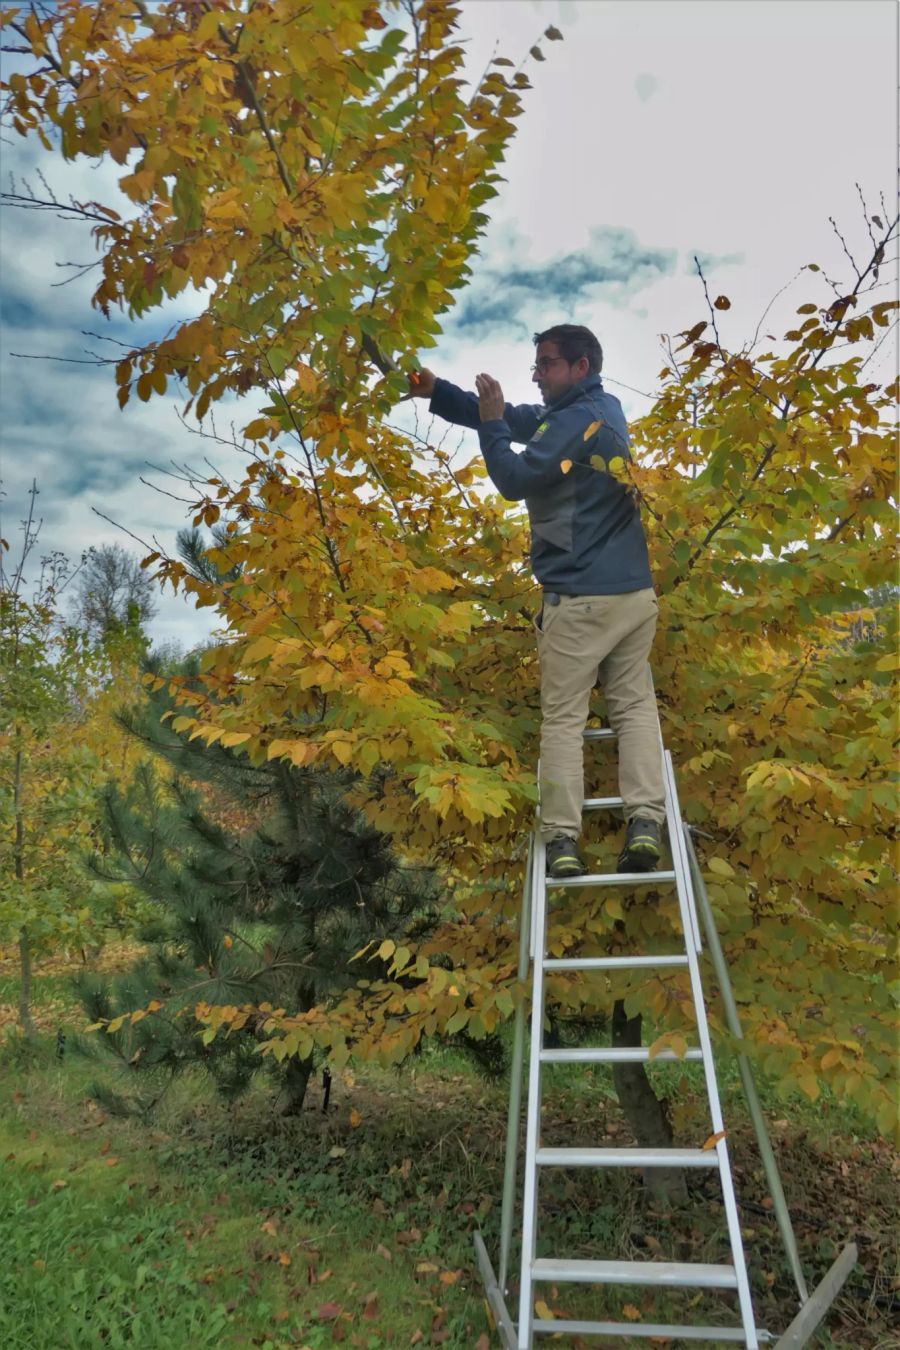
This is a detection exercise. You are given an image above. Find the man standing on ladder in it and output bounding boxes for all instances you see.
[410,324,665,880]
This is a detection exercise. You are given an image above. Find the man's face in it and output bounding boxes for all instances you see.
[531,340,589,405]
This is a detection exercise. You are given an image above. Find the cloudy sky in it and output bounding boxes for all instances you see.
[1,0,896,651]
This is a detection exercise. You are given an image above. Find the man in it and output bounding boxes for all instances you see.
[409,324,665,880]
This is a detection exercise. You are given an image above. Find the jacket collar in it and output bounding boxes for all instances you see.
[545,372,604,414]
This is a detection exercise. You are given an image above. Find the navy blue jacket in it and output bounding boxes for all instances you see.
[430,374,653,594]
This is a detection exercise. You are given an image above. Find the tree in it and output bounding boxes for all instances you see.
[77,652,442,1115]
[3,2,897,1141]
[69,542,158,643]
[0,485,148,1032]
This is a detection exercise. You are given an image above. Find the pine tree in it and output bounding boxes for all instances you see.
[75,652,441,1115]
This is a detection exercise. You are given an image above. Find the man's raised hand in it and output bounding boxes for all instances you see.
[406,367,436,399]
[475,373,505,422]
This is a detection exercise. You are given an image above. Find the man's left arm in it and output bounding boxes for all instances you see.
[475,373,585,501]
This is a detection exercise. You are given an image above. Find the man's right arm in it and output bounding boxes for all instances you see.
[410,370,543,445]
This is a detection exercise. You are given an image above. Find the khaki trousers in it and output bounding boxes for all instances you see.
[533,589,666,841]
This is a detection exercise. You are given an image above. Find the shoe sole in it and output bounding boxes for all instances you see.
[547,862,585,878]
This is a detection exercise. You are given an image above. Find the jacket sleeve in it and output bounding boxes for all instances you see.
[476,403,590,502]
[429,377,543,444]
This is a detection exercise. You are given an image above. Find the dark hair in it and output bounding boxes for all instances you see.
[533,324,603,374]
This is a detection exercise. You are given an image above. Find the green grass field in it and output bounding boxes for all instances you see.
[1,945,896,1349]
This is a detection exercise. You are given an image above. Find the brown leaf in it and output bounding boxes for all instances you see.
[714,295,731,310]
[317,1301,343,1320]
[349,1108,362,1128]
[702,1130,727,1151]
[260,1219,279,1236]
[376,1243,392,1261]
[622,1303,642,1320]
[410,1332,424,1346]
[278,1250,291,1267]
[530,45,545,61]
[361,1291,379,1320]
[439,1269,461,1285]
[474,1337,490,1350]
[544,24,564,40]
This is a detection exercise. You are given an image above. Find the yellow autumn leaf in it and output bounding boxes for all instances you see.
[534,1298,554,1320]
[701,1130,727,1150]
[582,419,602,440]
[589,454,607,472]
[560,459,573,474]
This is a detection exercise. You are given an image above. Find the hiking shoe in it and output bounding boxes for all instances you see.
[546,834,585,879]
[617,818,662,873]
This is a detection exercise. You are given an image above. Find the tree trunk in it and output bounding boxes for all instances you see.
[14,741,35,1036]
[611,1001,687,1204]
[280,1053,314,1115]
[18,932,36,1037]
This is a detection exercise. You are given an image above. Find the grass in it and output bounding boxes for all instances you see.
[1,943,897,1349]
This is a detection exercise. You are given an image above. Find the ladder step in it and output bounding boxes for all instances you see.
[540,1047,703,1065]
[532,1318,768,1342]
[531,1258,738,1289]
[548,869,676,889]
[583,727,616,740]
[542,954,688,972]
[536,1147,720,1168]
[583,795,624,810]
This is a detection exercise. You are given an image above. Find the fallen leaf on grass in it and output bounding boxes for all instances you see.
[474,1337,490,1350]
[51,1179,67,1191]
[439,1269,461,1286]
[623,1303,642,1320]
[410,1332,424,1346]
[328,1146,346,1159]
[278,1251,291,1267]
[349,1108,362,1128]
[317,1301,343,1320]
[376,1243,392,1261]
[416,1261,439,1275]
[361,1291,379,1320]
[534,1298,554,1319]
[260,1219,279,1236]
[104,1157,119,1167]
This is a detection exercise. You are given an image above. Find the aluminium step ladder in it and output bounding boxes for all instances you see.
[474,725,857,1348]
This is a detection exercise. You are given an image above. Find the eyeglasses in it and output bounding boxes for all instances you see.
[530,356,569,375]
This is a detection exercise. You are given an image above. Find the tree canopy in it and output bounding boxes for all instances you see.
[2,0,897,1138]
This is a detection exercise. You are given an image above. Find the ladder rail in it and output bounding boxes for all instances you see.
[516,830,548,1348]
[498,832,535,1295]
[662,749,759,1349]
[683,824,810,1306]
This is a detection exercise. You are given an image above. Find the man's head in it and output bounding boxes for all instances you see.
[531,324,603,405]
